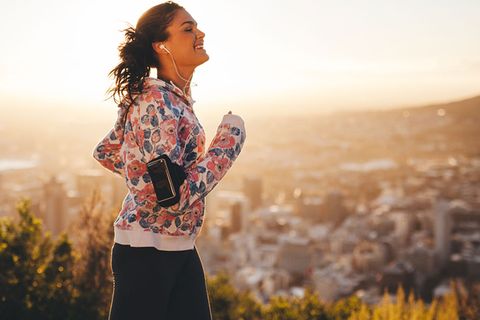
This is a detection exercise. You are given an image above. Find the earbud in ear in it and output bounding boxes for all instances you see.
[159,43,169,52]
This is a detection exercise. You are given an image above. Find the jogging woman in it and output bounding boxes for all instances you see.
[92,2,247,319]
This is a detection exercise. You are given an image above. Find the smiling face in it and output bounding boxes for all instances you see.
[154,8,209,69]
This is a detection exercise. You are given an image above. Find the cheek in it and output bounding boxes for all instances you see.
[172,41,195,60]
[176,34,194,47]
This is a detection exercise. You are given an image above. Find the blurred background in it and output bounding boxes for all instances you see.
[1,0,479,319]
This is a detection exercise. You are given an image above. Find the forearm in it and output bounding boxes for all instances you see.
[162,116,246,214]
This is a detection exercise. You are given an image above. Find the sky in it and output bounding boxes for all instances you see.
[1,0,479,117]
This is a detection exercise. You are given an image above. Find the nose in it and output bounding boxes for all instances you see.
[196,28,205,39]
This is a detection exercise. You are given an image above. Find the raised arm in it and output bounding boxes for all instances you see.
[122,92,246,215]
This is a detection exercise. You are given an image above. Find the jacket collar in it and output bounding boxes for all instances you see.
[144,77,196,106]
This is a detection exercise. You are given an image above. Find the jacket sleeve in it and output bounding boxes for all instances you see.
[92,107,127,178]
[123,93,246,214]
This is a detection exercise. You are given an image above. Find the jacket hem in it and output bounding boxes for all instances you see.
[114,226,196,251]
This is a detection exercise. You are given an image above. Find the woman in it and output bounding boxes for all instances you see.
[92,2,246,319]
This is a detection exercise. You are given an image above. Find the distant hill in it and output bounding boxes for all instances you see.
[329,93,480,118]
[323,93,480,158]
[398,94,480,119]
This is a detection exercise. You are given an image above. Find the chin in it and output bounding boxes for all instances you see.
[196,54,210,66]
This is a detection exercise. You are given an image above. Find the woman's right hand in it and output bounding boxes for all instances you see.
[221,111,245,130]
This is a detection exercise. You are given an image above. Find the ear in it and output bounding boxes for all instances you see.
[152,42,163,55]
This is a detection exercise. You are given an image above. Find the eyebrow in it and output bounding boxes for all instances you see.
[180,20,197,27]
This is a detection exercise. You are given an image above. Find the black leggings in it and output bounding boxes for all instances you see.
[108,242,213,320]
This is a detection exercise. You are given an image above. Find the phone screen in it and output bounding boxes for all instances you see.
[147,157,176,201]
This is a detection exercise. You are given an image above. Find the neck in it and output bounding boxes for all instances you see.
[157,65,194,96]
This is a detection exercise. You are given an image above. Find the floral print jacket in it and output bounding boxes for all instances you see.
[92,77,246,250]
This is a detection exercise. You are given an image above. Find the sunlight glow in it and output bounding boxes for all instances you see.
[1,0,479,116]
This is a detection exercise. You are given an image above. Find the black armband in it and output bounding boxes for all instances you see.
[146,154,187,208]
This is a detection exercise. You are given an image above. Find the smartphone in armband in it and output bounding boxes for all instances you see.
[146,154,187,207]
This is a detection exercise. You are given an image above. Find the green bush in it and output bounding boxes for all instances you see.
[0,197,76,320]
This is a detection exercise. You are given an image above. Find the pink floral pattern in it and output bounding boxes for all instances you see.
[160,118,177,146]
[93,77,246,238]
[207,156,230,180]
[126,159,145,180]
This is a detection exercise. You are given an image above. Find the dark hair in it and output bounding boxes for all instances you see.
[106,1,184,125]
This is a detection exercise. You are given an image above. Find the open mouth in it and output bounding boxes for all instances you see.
[194,43,205,50]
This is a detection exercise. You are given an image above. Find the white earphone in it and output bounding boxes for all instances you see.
[157,42,197,94]
[159,43,170,53]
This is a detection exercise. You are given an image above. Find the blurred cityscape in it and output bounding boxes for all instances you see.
[1,94,479,306]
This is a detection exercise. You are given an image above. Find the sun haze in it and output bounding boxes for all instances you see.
[0,0,479,117]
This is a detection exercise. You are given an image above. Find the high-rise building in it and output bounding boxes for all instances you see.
[434,197,451,266]
[243,176,263,210]
[230,201,242,234]
[42,175,68,237]
[205,188,250,236]
[323,190,349,226]
[227,198,250,235]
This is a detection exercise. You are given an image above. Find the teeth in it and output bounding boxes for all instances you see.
[195,44,204,49]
